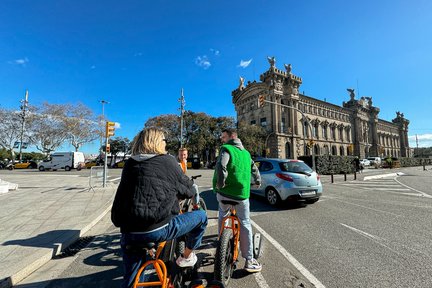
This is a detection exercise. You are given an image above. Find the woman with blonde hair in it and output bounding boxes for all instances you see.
[111,127,207,288]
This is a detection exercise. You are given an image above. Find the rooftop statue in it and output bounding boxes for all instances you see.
[347,88,355,100]
[267,56,276,67]
[239,76,245,90]
[284,63,292,74]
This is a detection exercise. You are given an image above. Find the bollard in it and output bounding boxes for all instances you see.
[354,171,357,180]
[331,174,334,183]
[344,173,347,181]
[424,164,426,171]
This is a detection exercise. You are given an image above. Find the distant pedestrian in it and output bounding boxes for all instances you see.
[353,157,360,172]
[178,147,188,174]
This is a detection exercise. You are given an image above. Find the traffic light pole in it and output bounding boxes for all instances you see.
[103,121,115,187]
[261,99,316,171]
[103,135,108,187]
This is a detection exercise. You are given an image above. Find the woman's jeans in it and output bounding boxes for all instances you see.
[120,209,207,288]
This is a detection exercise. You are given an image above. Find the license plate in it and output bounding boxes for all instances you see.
[300,190,316,196]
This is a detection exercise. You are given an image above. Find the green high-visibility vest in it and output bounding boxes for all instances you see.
[213,144,251,200]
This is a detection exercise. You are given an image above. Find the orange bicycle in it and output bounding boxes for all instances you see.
[213,200,262,286]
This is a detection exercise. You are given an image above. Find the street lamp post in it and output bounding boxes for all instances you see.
[178,89,185,148]
[99,100,109,151]
[18,90,29,163]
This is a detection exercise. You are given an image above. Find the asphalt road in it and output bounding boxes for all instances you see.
[10,166,432,288]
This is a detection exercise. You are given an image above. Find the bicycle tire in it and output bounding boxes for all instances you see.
[214,229,234,286]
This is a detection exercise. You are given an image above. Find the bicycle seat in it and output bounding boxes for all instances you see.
[125,242,157,253]
[221,200,239,206]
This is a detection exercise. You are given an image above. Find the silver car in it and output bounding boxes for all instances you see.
[251,158,323,206]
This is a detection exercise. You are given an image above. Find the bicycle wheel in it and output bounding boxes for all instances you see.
[214,229,234,286]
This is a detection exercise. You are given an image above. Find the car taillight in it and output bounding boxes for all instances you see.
[317,174,320,181]
[276,173,293,182]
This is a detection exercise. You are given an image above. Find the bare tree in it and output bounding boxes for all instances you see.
[64,103,99,151]
[28,105,69,156]
[27,102,99,155]
[0,108,24,162]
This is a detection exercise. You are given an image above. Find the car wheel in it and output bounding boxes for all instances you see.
[266,188,281,206]
[39,166,45,171]
[65,166,71,171]
[305,198,319,204]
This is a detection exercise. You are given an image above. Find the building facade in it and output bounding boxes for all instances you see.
[232,57,410,159]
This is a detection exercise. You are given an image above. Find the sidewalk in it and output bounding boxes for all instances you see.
[0,172,117,288]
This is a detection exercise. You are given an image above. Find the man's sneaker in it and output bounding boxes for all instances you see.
[244,258,262,273]
[176,252,197,268]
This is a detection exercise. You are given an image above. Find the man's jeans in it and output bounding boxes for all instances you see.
[120,210,207,288]
[216,193,253,261]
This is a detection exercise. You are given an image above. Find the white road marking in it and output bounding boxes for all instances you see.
[340,223,402,256]
[108,177,121,182]
[394,177,432,199]
[251,220,326,288]
[363,173,402,180]
[340,223,380,240]
[254,271,271,288]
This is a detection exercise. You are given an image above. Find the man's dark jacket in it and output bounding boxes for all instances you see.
[111,154,194,233]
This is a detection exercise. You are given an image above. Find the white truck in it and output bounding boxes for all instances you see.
[38,152,85,171]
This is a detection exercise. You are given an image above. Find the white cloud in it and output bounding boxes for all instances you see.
[9,57,29,66]
[195,56,211,69]
[210,48,220,56]
[238,58,253,68]
[90,65,96,69]
[408,134,432,147]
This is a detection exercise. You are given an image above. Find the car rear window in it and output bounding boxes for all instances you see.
[279,161,313,173]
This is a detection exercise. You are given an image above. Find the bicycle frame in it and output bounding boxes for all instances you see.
[218,207,241,262]
[133,241,169,288]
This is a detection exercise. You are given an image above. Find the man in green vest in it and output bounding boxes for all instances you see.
[213,128,262,273]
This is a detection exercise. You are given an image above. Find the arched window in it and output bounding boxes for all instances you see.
[332,146,337,155]
[285,142,292,159]
[314,145,320,156]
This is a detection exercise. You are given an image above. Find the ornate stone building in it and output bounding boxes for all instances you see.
[232,57,410,159]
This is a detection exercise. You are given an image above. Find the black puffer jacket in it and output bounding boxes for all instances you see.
[111,154,194,233]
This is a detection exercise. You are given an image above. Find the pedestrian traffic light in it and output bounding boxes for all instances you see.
[258,95,266,107]
[106,143,111,153]
[106,121,115,138]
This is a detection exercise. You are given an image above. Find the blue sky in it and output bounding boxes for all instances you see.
[1,0,432,153]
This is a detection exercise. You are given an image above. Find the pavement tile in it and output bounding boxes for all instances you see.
[0,172,117,288]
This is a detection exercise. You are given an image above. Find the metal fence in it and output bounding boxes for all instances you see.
[89,166,105,189]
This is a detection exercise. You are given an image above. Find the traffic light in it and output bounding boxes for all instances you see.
[308,139,314,148]
[258,95,266,107]
[106,121,115,138]
[106,143,111,153]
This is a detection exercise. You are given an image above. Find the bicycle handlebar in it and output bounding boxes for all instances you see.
[191,175,202,180]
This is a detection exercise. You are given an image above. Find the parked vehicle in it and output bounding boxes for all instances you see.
[251,158,323,206]
[38,152,85,171]
[360,159,370,166]
[84,160,99,169]
[10,161,38,170]
[367,157,381,167]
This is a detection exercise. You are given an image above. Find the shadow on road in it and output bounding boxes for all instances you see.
[15,232,123,288]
